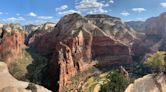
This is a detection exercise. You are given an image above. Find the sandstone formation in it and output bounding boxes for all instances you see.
[0,24,25,64]
[86,14,138,44]
[26,13,135,91]
[25,22,55,46]
[143,12,166,51]
[24,24,41,34]
[125,73,166,92]
[126,21,145,32]
[130,12,166,62]
[0,61,51,92]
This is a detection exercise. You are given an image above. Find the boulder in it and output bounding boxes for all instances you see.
[0,62,51,92]
[125,73,166,92]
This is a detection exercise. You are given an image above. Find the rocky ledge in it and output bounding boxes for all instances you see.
[0,62,51,92]
[125,73,166,92]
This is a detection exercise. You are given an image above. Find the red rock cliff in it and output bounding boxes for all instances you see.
[0,24,25,64]
[27,13,133,92]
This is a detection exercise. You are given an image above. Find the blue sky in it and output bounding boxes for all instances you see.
[0,0,166,25]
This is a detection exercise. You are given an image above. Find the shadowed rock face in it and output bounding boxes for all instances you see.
[125,73,166,92]
[0,24,25,64]
[0,62,51,92]
[25,22,55,46]
[144,12,166,51]
[126,21,145,32]
[27,13,134,91]
[131,12,166,62]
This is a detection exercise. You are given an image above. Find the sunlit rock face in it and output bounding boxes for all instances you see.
[0,62,51,92]
[86,14,139,45]
[125,73,166,92]
[24,22,55,45]
[0,23,25,64]
[24,24,41,34]
[26,13,135,91]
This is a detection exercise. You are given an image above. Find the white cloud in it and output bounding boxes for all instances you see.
[88,8,108,14]
[56,5,68,11]
[28,12,37,17]
[132,8,146,13]
[28,12,53,20]
[120,11,130,16]
[58,10,80,15]
[160,2,166,8]
[3,17,25,22]
[109,0,114,3]
[75,0,109,14]
[76,0,104,9]
[37,16,53,19]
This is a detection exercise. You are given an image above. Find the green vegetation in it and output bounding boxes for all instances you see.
[9,49,48,84]
[9,49,33,81]
[145,51,166,73]
[100,70,129,92]
[80,72,108,92]
[62,67,100,92]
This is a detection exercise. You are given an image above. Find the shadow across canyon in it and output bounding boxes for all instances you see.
[25,48,58,92]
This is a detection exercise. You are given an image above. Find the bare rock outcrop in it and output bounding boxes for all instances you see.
[0,62,51,92]
[86,14,138,44]
[0,24,25,64]
[131,12,166,62]
[125,73,166,92]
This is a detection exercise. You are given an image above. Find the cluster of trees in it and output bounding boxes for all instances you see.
[100,70,129,92]
[99,51,166,92]
[145,51,166,73]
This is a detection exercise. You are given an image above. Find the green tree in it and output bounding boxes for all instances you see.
[145,51,166,73]
[100,70,129,92]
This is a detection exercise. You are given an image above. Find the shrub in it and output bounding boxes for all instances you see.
[145,51,166,73]
[100,70,129,92]
[9,49,33,81]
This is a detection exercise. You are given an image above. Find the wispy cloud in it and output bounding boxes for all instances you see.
[58,10,80,15]
[56,5,80,15]
[120,11,130,16]
[37,16,53,19]
[28,12,53,20]
[3,17,25,23]
[109,0,114,3]
[28,12,37,17]
[75,0,110,14]
[160,2,166,8]
[56,5,68,11]
[132,8,146,13]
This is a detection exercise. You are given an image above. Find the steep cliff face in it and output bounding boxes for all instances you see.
[143,12,166,51]
[24,24,41,34]
[86,14,138,44]
[125,73,166,92]
[25,22,55,48]
[27,13,133,91]
[0,24,25,64]
[131,12,166,62]
[126,21,145,32]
